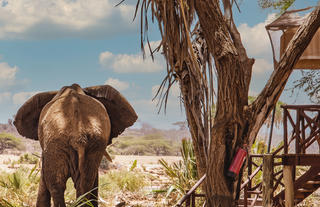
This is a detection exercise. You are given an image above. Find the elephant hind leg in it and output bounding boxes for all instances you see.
[77,149,103,206]
[36,170,51,207]
[42,150,69,207]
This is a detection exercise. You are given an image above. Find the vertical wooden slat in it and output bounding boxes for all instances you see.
[248,156,252,192]
[186,196,190,207]
[284,108,288,154]
[244,185,248,207]
[263,154,273,207]
[301,112,306,153]
[283,165,294,207]
[296,108,301,154]
[191,192,195,207]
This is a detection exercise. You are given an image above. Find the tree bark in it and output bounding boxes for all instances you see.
[177,70,208,177]
[193,1,252,206]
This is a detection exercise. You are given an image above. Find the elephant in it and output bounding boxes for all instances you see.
[13,83,137,207]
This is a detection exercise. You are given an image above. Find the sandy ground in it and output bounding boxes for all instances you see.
[0,154,21,173]
[0,153,181,173]
[113,155,181,166]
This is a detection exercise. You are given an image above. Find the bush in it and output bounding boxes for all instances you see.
[159,138,200,205]
[0,133,25,153]
[16,153,39,165]
[105,170,146,192]
[110,133,181,156]
[100,161,146,193]
[0,165,40,206]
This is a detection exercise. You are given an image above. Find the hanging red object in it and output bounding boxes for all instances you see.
[227,148,247,178]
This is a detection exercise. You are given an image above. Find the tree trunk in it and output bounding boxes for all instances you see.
[193,1,252,205]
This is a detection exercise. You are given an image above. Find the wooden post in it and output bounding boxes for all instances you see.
[244,185,248,207]
[283,165,294,207]
[185,195,190,207]
[248,156,252,192]
[296,109,301,154]
[284,109,288,154]
[191,192,195,207]
[263,154,273,207]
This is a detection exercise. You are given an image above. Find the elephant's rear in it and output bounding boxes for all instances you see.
[38,89,111,150]
[38,90,111,206]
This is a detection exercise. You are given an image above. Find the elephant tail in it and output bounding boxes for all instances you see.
[78,146,85,181]
[103,150,112,162]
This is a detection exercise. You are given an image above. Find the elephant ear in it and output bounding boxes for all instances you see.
[84,85,138,141]
[14,91,57,140]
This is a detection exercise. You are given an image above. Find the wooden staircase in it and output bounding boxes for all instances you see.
[273,165,320,206]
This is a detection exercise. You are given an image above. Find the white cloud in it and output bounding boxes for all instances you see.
[12,91,39,105]
[99,40,164,73]
[105,78,129,91]
[0,0,136,39]
[238,13,276,57]
[0,62,18,87]
[99,52,164,73]
[0,92,11,103]
[253,58,273,75]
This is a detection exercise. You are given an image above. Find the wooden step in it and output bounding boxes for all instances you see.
[305,180,320,185]
[295,192,308,199]
[302,181,320,189]
[297,188,314,193]
[311,176,320,181]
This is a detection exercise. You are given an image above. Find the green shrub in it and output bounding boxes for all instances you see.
[159,138,198,198]
[0,166,39,206]
[16,153,39,164]
[100,161,146,193]
[110,133,180,156]
[104,170,146,192]
[0,133,25,153]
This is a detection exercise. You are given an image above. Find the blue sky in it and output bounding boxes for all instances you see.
[0,0,319,129]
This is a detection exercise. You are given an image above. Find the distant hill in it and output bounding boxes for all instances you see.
[0,120,191,156]
[0,119,18,136]
[123,122,190,140]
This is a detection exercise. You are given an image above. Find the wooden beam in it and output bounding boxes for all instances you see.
[282,154,320,166]
[263,154,273,207]
[283,165,294,207]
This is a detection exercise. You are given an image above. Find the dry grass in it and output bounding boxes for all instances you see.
[0,154,181,207]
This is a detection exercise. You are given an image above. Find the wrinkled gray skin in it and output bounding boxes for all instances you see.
[14,84,137,207]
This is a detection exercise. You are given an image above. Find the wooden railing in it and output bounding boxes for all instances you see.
[175,155,264,207]
[175,175,206,207]
[176,105,320,207]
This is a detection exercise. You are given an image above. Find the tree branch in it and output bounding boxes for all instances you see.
[222,0,248,60]
[249,6,320,145]
[222,0,254,87]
